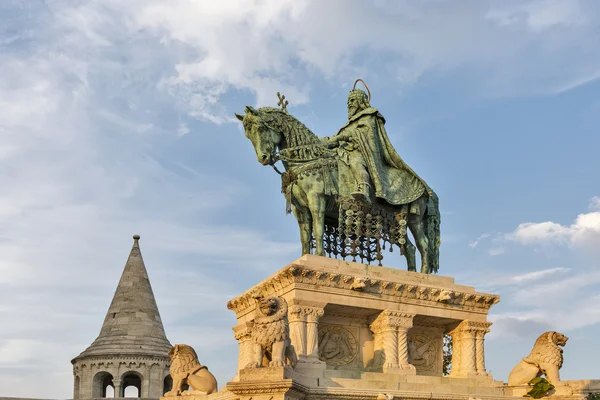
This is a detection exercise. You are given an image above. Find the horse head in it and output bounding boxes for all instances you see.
[236,106,282,166]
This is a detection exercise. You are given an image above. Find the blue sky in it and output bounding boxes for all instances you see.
[1,0,599,397]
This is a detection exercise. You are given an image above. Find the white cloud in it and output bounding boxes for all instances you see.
[1,1,600,396]
[32,0,600,124]
[486,0,586,33]
[512,267,570,283]
[507,211,600,249]
[469,232,491,248]
[483,270,600,340]
[472,199,600,253]
[488,247,506,256]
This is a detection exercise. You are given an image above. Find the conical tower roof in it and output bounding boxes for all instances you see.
[73,235,172,362]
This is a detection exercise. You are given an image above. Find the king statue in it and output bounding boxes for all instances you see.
[322,79,434,207]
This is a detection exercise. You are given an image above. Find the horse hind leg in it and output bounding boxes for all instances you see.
[408,201,430,274]
[399,235,417,272]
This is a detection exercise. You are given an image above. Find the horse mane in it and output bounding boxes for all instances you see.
[257,107,320,148]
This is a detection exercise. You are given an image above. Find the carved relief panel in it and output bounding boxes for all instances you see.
[318,325,360,368]
[408,326,444,376]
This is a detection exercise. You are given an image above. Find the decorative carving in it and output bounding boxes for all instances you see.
[508,331,569,386]
[408,334,438,372]
[226,265,500,317]
[448,321,492,377]
[245,296,298,369]
[370,311,415,372]
[436,290,453,303]
[163,344,218,396]
[350,277,367,291]
[318,325,358,366]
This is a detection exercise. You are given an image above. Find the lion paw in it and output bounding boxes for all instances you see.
[269,359,286,368]
[244,361,261,369]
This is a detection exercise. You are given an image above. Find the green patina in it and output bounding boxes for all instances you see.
[236,80,440,274]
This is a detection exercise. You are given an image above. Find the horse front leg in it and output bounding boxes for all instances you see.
[307,193,326,256]
[292,204,312,255]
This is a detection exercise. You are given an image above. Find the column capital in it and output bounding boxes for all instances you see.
[370,310,415,333]
[289,304,325,323]
[233,322,253,340]
[451,320,492,334]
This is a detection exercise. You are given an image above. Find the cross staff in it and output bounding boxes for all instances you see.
[277,92,289,112]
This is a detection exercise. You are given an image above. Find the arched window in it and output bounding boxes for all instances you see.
[92,372,114,398]
[121,371,143,398]
[163,375,173,395]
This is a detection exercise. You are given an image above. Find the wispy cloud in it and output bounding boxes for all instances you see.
[28,0,600,124]
[470,197,600,254]
[2,1,600,396]
[512,267,571,283]
[469,233,491,248]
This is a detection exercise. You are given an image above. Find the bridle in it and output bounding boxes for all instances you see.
[269,144,334,176]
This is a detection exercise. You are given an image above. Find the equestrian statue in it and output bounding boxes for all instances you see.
[236,81,440,274]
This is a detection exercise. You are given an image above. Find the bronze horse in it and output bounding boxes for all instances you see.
[236,106,440,273]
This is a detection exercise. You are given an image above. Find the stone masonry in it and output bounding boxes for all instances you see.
[72,235,172,399]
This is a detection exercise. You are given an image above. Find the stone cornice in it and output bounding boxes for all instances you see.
[72,355,170,372]
[226,379,307,396]
[227,265,500,316]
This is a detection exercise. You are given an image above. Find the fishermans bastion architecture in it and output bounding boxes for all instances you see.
[3,83,599,400]
[71,235,173,399]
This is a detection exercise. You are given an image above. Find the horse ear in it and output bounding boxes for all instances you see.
[235,113,244,121]
[245,105,259,115]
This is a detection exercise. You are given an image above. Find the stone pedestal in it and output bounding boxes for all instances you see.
[224,255,502,397]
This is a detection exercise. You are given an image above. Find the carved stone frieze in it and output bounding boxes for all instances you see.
[227,265,500,316]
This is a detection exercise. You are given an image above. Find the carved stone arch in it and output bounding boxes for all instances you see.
[163,374,173,395]
[121,370,143,398]
[92,371,114,398]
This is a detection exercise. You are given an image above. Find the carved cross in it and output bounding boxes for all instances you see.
[277,92,289,112]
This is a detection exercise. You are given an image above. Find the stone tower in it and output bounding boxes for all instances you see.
[72,235,173,399]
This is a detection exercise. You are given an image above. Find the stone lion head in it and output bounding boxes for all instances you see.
[169,344,195,360]
[551,331,569,347]
[256,296,280,316]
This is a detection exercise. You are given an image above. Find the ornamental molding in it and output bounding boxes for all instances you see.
[227,265,500,316]
[226,379,307,396]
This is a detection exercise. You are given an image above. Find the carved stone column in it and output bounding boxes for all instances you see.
[288,304,325,363]
[397,322,414,370]
[233,322,253,379]
[288,307,307,358]
[370,311,415,374]
[448,320,491,378]
[113,382,121,398]
[462,327,477,375]
[475,323,492,375]
[448,327,462,377]
[306,308,324,358]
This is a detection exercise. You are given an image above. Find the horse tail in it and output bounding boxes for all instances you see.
[425,192,441,274]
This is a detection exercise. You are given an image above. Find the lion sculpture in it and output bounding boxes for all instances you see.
[164,344,218,396]
[508,331,569,386]
[245,295,298,368]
